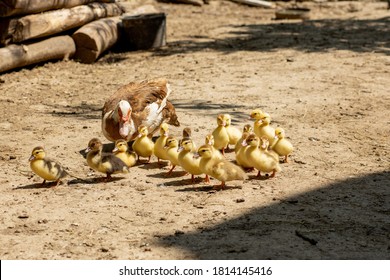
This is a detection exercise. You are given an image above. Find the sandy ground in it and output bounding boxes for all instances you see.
[0,0,389,260]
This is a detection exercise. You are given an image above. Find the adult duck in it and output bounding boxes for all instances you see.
[102,78,180,142]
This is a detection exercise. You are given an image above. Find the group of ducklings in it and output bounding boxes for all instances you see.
[29,108,293,190]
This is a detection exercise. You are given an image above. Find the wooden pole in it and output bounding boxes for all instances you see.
[0,35,76,73]
[0,2,124,45]
[72,17,121,64]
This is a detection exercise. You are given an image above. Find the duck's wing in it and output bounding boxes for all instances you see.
[100,153,129,174]
[212,160,247,181]
[102,78,169,116]
[45,158,68,179]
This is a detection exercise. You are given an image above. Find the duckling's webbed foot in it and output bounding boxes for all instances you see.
[166,165,176,176]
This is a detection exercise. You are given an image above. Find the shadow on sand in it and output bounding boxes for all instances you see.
[157,171,390,259]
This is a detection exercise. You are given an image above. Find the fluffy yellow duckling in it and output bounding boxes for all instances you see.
[223,113,243,151]
[29,146,68,187]
[205,134,224,160]
[234,124,253,153]
[253,112,275,145]
[180,127,197,152]
[245,134,281,178]
[197,144,247,190]
[178,138,206,183]
[235,132,255,170]
[112,139,137,167]
[85,138,129,181]
[211,114,229,155]
[250,108,263,120]
[153,123,170,165]
[164,136,181,176]
[132,125,154,163]
[272,127,294,163]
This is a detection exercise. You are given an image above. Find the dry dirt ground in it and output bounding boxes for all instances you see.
[0,0,389,260]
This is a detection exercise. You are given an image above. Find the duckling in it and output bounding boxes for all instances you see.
[235,132,255,170]
[253,112,276,145]
[164,136,181,176]
[153,123,170,165]
[250,108,263,121]
[132,125,154,163]
[245,134,281,178]
[211,114,229,155]
[178,138,206,183]
[85,138,129,181]
[223,114,242,149]
[102,78,180,142]
[234,124,253,153]
[180,127,197,152]
[272,127,294,163]
[29,146,68,187]
[204,134,224,160]
[197,144,247,190]
[112,139,137,168]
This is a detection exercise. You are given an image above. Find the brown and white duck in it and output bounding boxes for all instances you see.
[102,78,180,142]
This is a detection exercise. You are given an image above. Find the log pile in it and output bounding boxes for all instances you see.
[0,0,125,73]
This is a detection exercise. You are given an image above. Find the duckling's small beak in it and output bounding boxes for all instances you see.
[177,146,184,153]
[207,141,213,145]
[241,140,248,147]
[85,147,91,153]
[112,147,118,153]
[28,155,35,161]
[193,153,200,159]
[274,135,278,140]
[163,132,169,137]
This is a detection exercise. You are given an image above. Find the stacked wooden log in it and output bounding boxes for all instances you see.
[0,0,125,73]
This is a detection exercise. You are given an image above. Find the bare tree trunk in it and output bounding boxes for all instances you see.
[72,16,121,64]
[0,35,76,73]
[0,2,124,45]
[0,0,117,17]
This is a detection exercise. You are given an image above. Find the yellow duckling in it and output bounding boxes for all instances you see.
[178,138,206,183]
[205,134,224,160]
[132,125,154,163]
[85,138,129,181]
[153,123,170,165]
[29,146,68,187]
[245,134,281,178]
[197,144,247,190]
[272,127,294,163]
[234,124,253,153]
[164,136,181,176]
[112,139,137,167]
[253,112,275,145]
[235,132,255,170]
[180,127,197,152]
[223,113,242,150]
[211,114,229,155]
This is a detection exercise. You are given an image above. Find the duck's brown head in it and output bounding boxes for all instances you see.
[86,138,103,153]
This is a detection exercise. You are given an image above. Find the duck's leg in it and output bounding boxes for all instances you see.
[146,156,151,164]
[256,170,262,178]
[284,155,288,163]
[191,174,195,184]
[54,179,61,187]
[214,181,226,190]
[41,180,46,186]
[104,173,112,182]
[166,165,176,176]
[204,174,210,184]
[271,170,276,178]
